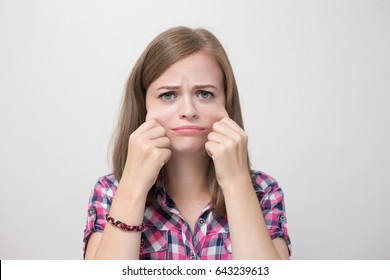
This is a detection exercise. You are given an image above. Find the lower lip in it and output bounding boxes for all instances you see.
[172,128,205,135]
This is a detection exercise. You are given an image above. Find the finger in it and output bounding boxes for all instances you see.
[212,120,247,146]
[218,107,229,119]
[142,125,166,140]
[207,131,227,144]
[145,111,160,122]
[205,141,219,159]
[134,119,160,135]
[219,117,244,134]
[151,136,170,148]
[160,148,171,166]
[212,120,238,137]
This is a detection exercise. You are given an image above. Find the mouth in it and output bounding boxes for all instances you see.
[172,126,206,135]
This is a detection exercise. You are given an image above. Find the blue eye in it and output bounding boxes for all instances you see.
[199,90,214,99]
[160,92,175,100]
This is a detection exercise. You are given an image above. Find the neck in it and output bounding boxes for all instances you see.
[164,151,211,199]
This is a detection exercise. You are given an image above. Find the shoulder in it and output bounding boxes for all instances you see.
[95,173,119,189]
[250,170,286,208]
[250,170,279,193]
[89,173,119,202]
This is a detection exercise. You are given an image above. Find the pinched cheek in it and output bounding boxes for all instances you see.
[145,110,170,126]
[205,105,228,122]
[145,111,157,122]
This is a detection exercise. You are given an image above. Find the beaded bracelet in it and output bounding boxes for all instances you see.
[105,214,144,231]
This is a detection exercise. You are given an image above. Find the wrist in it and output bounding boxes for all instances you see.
[117,180,150,200]
[118,174,152,198]
[219,175,253,196]
[109,182,148,225]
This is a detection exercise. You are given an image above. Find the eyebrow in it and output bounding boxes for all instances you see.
[156,84,218,91]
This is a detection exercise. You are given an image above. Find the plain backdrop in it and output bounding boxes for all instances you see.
[0,0,389,259]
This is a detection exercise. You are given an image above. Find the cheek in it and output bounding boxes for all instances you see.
[203,104,228,123]
[146,106,173,127]
[145,110,158,122]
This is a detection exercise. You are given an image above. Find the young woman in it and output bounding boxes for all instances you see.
[83,26,291,260]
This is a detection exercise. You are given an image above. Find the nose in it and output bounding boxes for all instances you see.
[179,96,199,119]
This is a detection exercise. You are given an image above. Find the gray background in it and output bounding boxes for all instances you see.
[1,0,389,259]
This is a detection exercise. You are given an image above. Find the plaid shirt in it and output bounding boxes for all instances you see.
[83,171,291,259]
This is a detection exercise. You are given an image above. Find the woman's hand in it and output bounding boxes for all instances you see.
[205,117,250,190]
[120,119,171,195]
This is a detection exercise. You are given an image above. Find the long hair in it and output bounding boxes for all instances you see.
[110,26,251,217]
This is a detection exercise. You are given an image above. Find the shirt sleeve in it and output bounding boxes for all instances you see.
[83,174,117,257]
[252,171,292,255]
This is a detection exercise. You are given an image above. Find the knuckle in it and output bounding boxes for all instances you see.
[151,148,160,157]
[144,141,153,151]
[232,132,241,142]
[157,126,165,134]
[226,138,235,148]
[215,145,225,155]
[148,119,157,126]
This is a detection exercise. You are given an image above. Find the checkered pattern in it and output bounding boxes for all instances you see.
[83,171,291,259]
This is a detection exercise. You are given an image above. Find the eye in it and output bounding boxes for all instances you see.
[198,90,214,99]
[159,92,175,100]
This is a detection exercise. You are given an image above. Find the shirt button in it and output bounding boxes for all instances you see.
[140,239,145,247]
[190,252,196,260]
[89,207,96,215]
[198,218,205,226]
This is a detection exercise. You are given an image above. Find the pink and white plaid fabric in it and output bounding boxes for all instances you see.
[83,171,291,259]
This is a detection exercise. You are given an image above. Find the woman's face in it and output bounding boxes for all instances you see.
[146,51,227,155]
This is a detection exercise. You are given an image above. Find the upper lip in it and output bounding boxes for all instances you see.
[172,125,205,130]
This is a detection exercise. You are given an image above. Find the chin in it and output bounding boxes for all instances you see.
[170,139,207,155]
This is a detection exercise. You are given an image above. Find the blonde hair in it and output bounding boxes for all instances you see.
[111,26,251,217]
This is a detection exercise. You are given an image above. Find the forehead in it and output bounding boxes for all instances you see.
[152,51,224,86]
